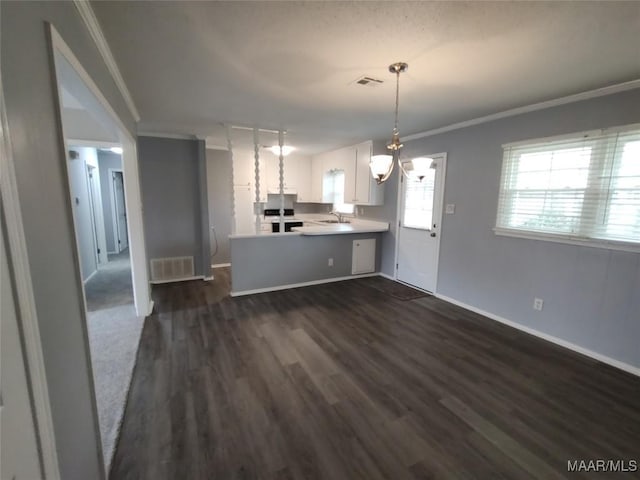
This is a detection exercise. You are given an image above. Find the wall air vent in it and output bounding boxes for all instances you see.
[354,76,384,86]
[150,256,195,283]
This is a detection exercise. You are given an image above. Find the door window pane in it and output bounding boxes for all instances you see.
[403,168,435,229]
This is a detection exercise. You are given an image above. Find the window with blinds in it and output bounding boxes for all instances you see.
[496,125,640,249]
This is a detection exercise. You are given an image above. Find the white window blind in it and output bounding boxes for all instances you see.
[496,126,640,248]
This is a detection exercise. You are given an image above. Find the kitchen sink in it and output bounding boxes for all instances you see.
[319,219,350,224]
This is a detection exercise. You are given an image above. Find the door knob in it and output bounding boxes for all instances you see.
[430,232,436,237]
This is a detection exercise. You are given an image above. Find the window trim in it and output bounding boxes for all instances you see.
[495,123,640,252]
[494,227,640,253]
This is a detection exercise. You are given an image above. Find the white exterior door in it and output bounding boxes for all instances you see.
[396,154,446,293]
[112,171,128,251]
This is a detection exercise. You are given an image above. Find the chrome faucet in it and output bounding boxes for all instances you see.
[330,211,345,223]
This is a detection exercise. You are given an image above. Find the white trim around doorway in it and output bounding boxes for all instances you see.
[393,152,447,294]
[0,38,62,480]
[49,25,151,318]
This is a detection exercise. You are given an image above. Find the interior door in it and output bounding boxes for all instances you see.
[112,171,128,251]
[396,154,446,293]
[86,165,107,265]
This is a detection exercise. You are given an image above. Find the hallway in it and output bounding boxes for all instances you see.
[84,248,144,473]
[85,249,134,312]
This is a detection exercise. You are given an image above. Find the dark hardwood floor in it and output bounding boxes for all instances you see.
[110,269,640,479]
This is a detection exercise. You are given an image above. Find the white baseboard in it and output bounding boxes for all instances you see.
[150,275,204,285]
[435,293,640,377]
[230,272,379,297]
[211,263,230,269]
[83,269,98,284]
[146,300,154,317]
[378,271,396,281]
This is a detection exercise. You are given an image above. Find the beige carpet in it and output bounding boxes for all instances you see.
[85,250,134,312]
[87,304,145,475]
[84,249,144,474]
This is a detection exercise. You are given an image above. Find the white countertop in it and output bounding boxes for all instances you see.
[230,215,389,239]
[291,218,389,235]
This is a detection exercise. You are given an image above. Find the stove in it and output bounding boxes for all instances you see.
[264,209,303,232]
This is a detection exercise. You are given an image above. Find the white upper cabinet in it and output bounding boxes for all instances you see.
[310,154,325,203]
[265,154,312,201]
[311,141,384,206]
[295,156,312,202]
[235,144,382,205]
[354,141,384,206]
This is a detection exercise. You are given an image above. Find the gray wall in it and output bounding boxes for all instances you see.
[138,136,209,276]
[231,232,382,293]
[206,148,233,264]
[366,88,640,369]
[2,2,137,479]
[97,150,122,253]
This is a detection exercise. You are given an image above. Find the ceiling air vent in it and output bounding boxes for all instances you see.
[354,76,384,86]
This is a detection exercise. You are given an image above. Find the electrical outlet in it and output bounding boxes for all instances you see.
[328,258,334,267]
[533,298,544,311]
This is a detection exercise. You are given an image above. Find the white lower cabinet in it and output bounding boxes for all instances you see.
[352,238,376,274]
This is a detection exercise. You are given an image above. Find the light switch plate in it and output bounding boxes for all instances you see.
[445,204,455,214]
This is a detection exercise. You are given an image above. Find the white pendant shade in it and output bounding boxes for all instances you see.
[409,157,434,180]
[370,154,393,180]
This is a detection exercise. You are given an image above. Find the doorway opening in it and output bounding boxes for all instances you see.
[50,26,150,475]
[395,153,447,293]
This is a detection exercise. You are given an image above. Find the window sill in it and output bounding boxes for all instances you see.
[493,228,640,254]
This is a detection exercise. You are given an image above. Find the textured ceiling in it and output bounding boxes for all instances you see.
[92,1,640,153]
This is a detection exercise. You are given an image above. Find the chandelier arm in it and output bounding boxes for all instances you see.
[397,157,411,178]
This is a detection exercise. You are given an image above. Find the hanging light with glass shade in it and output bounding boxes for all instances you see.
[370,62,433,184]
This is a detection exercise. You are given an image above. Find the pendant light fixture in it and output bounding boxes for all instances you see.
[370,62,433,184]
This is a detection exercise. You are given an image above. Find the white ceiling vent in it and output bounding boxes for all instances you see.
[353,76,384,87]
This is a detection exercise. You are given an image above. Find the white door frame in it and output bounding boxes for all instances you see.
[50,25,152,318]
[393,152,447,293]
[108,167,127,253]
[0,38,61,480]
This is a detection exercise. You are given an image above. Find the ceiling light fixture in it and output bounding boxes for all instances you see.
[369,62,434,184]
[267,145,294,156]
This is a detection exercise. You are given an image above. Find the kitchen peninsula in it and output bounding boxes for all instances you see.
[229,215,389,295]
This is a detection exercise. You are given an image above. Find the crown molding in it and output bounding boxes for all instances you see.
[73,0,141,122]
[403,79,640,142]
[137,131,197,140]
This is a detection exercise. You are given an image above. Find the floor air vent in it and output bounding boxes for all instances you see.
[150,256,195,283]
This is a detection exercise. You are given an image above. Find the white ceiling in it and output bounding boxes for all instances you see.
[57,52,120,143]
[92,1,640,154]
